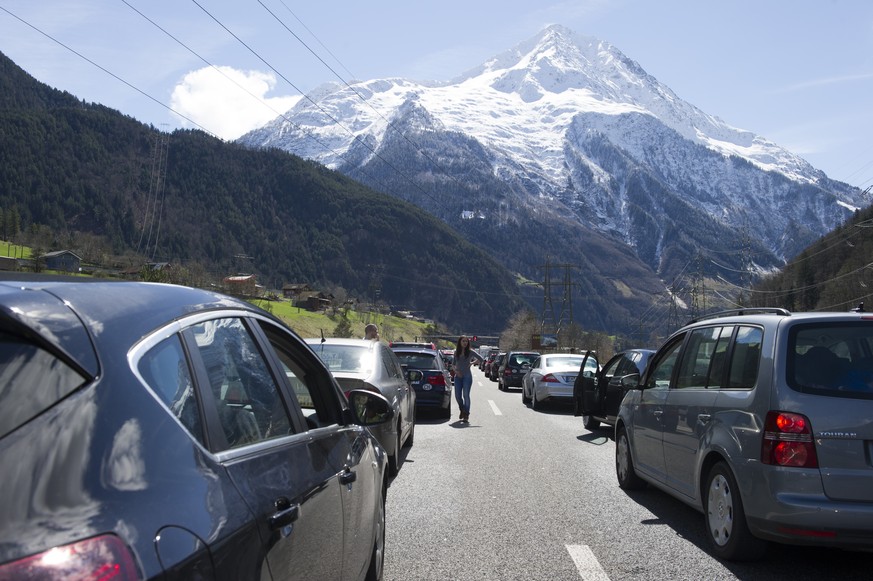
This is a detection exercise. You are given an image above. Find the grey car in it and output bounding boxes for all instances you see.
[307,338,416,476]
[615,308,873,560]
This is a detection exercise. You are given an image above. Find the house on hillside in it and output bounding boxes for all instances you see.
[0,256,18,271]
[300,292,333,312]
[42,250,82,272]
[223,274,262,297]
[282,283,313,299]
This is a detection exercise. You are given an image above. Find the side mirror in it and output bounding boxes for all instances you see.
[620,373,641,389]
[347,389,394,426]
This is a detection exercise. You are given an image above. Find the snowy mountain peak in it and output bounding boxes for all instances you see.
[238,25,870,287]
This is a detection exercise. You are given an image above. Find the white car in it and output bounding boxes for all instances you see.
[522,353,596,410]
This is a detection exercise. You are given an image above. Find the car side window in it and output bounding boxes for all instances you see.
[189,318,293,450]
[645,335,685,390]
[0,331,88,441]
[259,323,343,430]
[676,326,733,389]
[602,356,623,381]
[382,346,404,380]
[137,334,205,447]
[726,326,762,389]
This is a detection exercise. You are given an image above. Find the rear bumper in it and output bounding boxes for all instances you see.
[738,463,873,549]
[413,390,451,410]
[534,384,574,401]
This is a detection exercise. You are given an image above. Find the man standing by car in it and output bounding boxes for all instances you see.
[453,336,482,422]
[364,323,380,341]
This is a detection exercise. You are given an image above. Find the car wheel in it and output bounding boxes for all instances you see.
[582,415,600,430]
[442,404,452,420]
[403,417,414,448]
[521,385,530,405]
[615,426,645,490]
[365,483,386,581]
[388,423,401,477]
[704,461,767,561]
[531,390,540,410]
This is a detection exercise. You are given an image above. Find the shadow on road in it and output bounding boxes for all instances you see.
[576,431,611,446]
[621,486,873,579]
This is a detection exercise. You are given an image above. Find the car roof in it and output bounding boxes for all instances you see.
[0,277,269,378]
[305,338,378,348]
[680,309,873,331]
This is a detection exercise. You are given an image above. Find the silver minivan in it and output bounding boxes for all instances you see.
[615,308,873,560]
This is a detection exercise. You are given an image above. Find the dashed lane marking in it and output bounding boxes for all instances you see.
[487,400,502,415]
[566,545,610,581]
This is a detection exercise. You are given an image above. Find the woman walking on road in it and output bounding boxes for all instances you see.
[453,336,482,422]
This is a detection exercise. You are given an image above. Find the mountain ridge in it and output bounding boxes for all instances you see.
[238,24,871,335]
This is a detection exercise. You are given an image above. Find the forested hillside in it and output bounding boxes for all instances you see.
[749,202,873,312]
[0,51,525,332]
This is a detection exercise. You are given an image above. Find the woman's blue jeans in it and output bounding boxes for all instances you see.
[454,373,473,414]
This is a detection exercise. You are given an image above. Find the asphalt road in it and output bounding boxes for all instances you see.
[382,367,873,581]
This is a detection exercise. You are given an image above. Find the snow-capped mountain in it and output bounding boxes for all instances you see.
[238,24,870,334]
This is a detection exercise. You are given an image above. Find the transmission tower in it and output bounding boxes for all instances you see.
[136,128,170,260]
[540,259,556,335]
[539,258,577,337]
[556,264,576,335]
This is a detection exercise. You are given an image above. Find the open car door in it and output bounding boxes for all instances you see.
[573,350,600,417]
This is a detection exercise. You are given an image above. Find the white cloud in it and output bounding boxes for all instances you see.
[170,66,301,140]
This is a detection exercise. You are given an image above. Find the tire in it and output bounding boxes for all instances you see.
[521,385,531,405]
[402,417,414,448]
[704,462,767,561]
[442,404,452,420]
[615,426,645,490]
[582,415,601,430]
[388,424,401,477]
[531,390,540,410]
[364,483,386,581]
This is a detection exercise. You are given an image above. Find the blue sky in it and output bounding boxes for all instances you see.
[1,0,872,188]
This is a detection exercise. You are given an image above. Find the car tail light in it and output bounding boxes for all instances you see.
[762,411,818,468]
[0,534,139,580]
[541,373,560,383]
[427,374,446,386]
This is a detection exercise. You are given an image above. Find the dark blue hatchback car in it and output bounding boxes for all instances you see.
[0,276,393,580]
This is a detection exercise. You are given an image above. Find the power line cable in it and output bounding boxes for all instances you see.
[189,0,444,210]
[0,5,216,136]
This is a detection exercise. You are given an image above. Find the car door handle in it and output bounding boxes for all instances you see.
[653,409,663,418]
[339,466,357,485]
[269,498,300,530]
[698,413,711,423]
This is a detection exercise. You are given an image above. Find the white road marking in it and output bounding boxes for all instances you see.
[487,400,502,415]
[566,545,610,581]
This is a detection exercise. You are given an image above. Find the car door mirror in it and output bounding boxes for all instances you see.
[620,373,641,390]
[347,389,394,426]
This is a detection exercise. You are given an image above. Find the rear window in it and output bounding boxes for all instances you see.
[394,353,436,370]
[310,344,374,374]
[509,354,537,366]
[0,331,88,439]
[789,322,873,399]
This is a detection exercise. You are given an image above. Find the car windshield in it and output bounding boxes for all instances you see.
[789,322,873,399]
[311,344,374,374]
